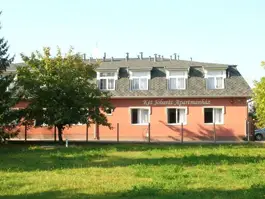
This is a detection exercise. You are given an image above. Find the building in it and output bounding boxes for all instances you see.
[12,53,252,141]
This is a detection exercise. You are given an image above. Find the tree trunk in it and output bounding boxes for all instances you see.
[56,125,64,144]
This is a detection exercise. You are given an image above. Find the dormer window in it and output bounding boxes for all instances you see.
[97,72,117,90]
[166,70,188,90]
[6,74,17,92]
[129,71,150,90]
[205,70,226,89]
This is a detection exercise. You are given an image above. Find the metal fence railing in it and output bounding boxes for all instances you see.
[9,120,253,143]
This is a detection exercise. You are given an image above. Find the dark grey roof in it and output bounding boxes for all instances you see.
[7,59,252,98]
[7,63,24,71]
[108,66,251,98]
[91,58,229,69]
[90,58,251,98]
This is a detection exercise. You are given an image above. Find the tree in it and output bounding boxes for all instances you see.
[253,61,265,128]
[17,47,113,143]
[0,11,21,143]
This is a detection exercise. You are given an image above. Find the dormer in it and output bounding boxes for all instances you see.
[96,69,119,90]
[165,67,189,90]
[203,66,228,90]
[128,67,152,91]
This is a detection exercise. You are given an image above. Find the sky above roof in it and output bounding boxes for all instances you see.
[1,0,264,87]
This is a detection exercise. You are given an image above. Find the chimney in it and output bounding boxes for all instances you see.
[154,54,157,62]
[89,57,92,62]
[174,53,177,60]
[170,55,172,61]
[140,52,143,60]
[103,52,106,62]
[161,55,164,61]
[178,55,180,60]
[125,52,129,61]
[190,57,192,61]
[137,55,140,59]
[111,57,114,62]
[158,55,161,60]
[149,56,151,61]
[83,53,86,60]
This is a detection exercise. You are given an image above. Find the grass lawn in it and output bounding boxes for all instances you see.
[0,143,265,199]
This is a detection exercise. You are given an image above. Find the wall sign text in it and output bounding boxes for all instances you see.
[143,99,211,106]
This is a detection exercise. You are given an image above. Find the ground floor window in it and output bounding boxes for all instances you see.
[167,107,187,124]
[105,107,113,115]
[204,107,224,124]
[131,108,150,125]
[34,119,48,127]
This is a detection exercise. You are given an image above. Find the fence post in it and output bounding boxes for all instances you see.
[24,124,27,142]
[148,123,151,143]
[247,121,250,142]
[181,123,183,144]
[86,123,88,142]
[213,122,216,143]
[54,126,56,142]
[117,123,119,143]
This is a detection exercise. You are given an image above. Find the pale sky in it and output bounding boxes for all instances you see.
[1,0,265,87]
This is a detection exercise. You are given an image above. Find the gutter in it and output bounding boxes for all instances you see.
[110,95,252,99]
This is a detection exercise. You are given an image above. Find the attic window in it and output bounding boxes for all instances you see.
[205,70,225,90]
[166,71,187,90]
[97,72,117,90]
[130,71,150,90]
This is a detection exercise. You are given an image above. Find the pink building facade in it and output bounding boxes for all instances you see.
[12,54,252,141]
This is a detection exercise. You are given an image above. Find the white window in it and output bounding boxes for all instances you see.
[204,107,224,124]
[98,72,116,90]
[167,107,187,124]
[130,108,150,125]
[205,70,225,89]
[34,119,48,127]
[5,75,17,92]
[169,77,185,89]
[166,71,187,90]
[105,108,113,116]
[130,71,150,90]
[72,122,84,126]
[6,82,15,92]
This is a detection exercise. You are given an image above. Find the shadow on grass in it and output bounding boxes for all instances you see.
[91,154,265,168]
[0,144,264,171]
[1,185,265,199]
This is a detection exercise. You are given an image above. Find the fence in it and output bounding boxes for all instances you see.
[10,120,254,143]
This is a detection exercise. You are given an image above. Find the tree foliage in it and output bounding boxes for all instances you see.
[262,61,265,68]
[253,61,265,128]
[17,47,113,143]
[0,11,20,143]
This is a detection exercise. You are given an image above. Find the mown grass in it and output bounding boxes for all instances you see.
[0,143,265,199]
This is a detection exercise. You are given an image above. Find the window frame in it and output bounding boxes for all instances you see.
[34,119,48,127]
[129,107,151,125]
[97,72,116,91]
[99,78,115,91]
[129,71,150,91]
[131,77,148,90]
[168,76,186,90]
[203,106,224,125]
[5,74,17,92]
[72,122,84,126]
[166,107,188,125]
[206,76,224,89]
[105,108,113,116]
[205,70,225,90]
[166,70,187,90]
